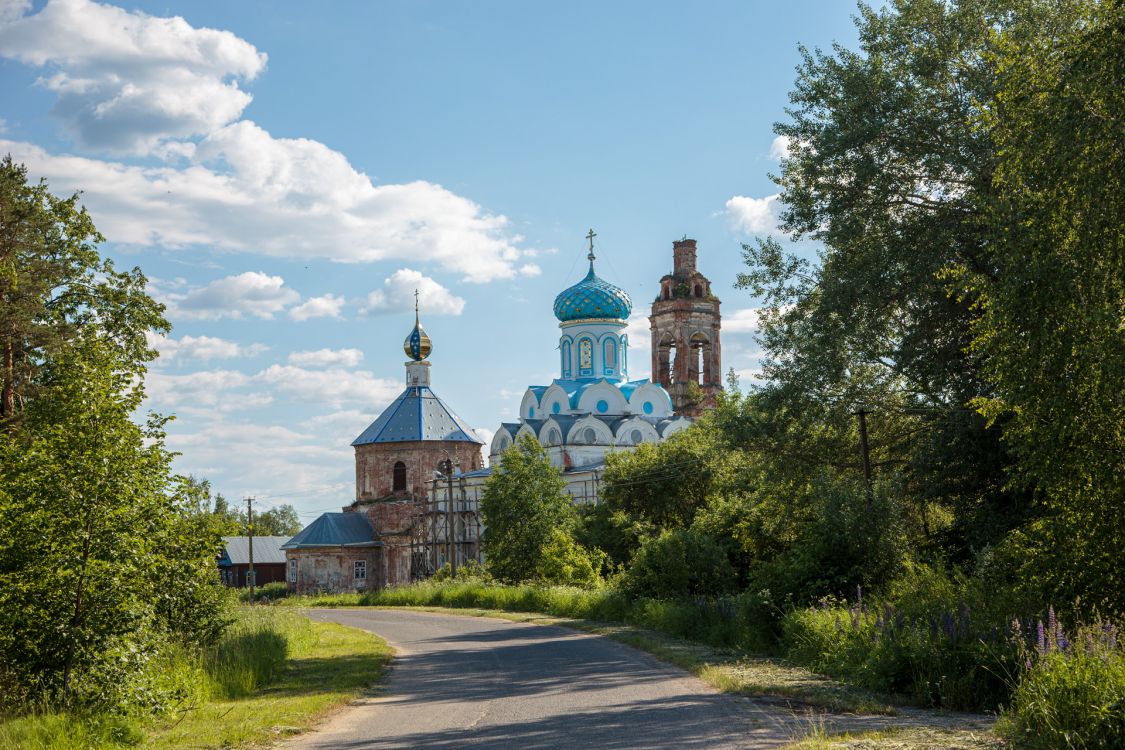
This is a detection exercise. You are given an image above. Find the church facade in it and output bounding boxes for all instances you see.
[283,303,484,593]
[459,234,713,506]
[284,233,721,592]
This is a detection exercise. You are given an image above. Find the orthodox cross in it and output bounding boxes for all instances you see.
[586,228,597,263]
[414,288,420,321]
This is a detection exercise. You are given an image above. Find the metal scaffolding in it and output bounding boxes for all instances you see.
[409,473,482,580]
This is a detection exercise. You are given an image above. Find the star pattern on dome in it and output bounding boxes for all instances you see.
[553,267,632,322]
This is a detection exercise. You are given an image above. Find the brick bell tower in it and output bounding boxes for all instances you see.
[649,238,722,416]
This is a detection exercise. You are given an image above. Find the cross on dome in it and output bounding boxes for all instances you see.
[586,228,597,268]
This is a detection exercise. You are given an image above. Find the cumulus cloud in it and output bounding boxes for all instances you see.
[289,293,345,321]
[0,133,532,282]
[769,135,791,160]
[624,312,652,379]
[360,268,466,316]
[162,271,299,320]
[723,307,765,334]
[725,194,781,235]
[0,0,267,154]
[253,365,399,411]
[287,348,363,368]
[149,331,267,361]
[0,2,536,282]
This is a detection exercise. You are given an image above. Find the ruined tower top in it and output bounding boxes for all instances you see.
[672,238,697,278]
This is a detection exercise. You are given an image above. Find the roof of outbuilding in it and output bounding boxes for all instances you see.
[352,385,483,446]
[220,536,291,566]
[280,513,380,549]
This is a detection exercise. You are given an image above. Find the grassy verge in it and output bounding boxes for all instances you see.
[0,608,393,750]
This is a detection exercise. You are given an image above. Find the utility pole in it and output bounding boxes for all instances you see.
[446,461,457,579]
[246,496,255,604]
[853,408,873,509]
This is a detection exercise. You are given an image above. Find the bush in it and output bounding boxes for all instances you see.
[238,582,290,603]
[780,592,1017,711]
[620,529,736,599]
[1001,623,1125,749]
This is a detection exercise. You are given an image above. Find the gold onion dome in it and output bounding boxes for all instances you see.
[403,292,432,361]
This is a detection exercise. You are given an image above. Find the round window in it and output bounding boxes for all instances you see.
[596,399,609,413]
[630,429,643,444]
[643,401,654,415]
[583,428,597,443]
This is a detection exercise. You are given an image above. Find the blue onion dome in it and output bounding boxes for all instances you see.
[553,235,632,322]
[403,296,432,361]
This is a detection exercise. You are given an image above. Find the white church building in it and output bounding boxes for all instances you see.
[458,232,693,504]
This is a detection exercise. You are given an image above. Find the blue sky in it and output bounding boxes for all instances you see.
[0,0,859,520]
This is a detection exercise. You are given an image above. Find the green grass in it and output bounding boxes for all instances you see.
[0,608,393,750]
[997,626,1125,749]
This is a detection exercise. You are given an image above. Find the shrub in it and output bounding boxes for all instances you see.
[620,529,736,599]
[780,591,1016,711]
[1001,623,1125,749]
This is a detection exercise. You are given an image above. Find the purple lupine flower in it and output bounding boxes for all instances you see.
[856,584,863,606]
[942,612,956,642]
[1037,619,1046,654]
[1025,658,1033,670]
[884,603,893,626]
[1105,624,1117,650]
[930,616,939,638]
[1047,606,1057,646]
[1057,630,1070,652]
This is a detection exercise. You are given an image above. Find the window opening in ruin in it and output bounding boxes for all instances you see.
[393,461,407,492]
[694,284,703,297]
[288,559,296,583]
[354,560,366,581]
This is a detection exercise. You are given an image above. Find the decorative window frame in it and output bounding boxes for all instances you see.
[602,336,617,376]
[577,337,594,377]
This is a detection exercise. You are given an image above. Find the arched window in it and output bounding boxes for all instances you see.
[694,284,703,297]
[437,458,453,476]
[561,339,572,378]
[663,284,671,300]
[393,461,407,492]
[620,335,628,376]
[578,338,594,376]
[603,337,617,374]
[630,429,644,444]
[583,427,597,444]
[547,428,561,446]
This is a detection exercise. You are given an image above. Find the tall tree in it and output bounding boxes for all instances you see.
[739,0,1089,563]
[958,3,1124,614]
[0,157,166,426]
[480,437,585,584]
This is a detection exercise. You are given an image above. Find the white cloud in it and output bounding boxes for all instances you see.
[769,135,791,160]
[624,311,652,379]
[163,271,299,320]
[473,427,494,467]
[0,0,266,154]
[145,368,251,408]
[0,2,536,283]
[361,268,466,316]
[289,293,345,321]
[149,331,267,361]
[0,133,533,282]
[288,348,363,368]
[725,194,781,235]
[723,307,765,334]
[254,365,399,410]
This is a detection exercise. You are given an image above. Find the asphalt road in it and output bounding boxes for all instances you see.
[281,608,798,749]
